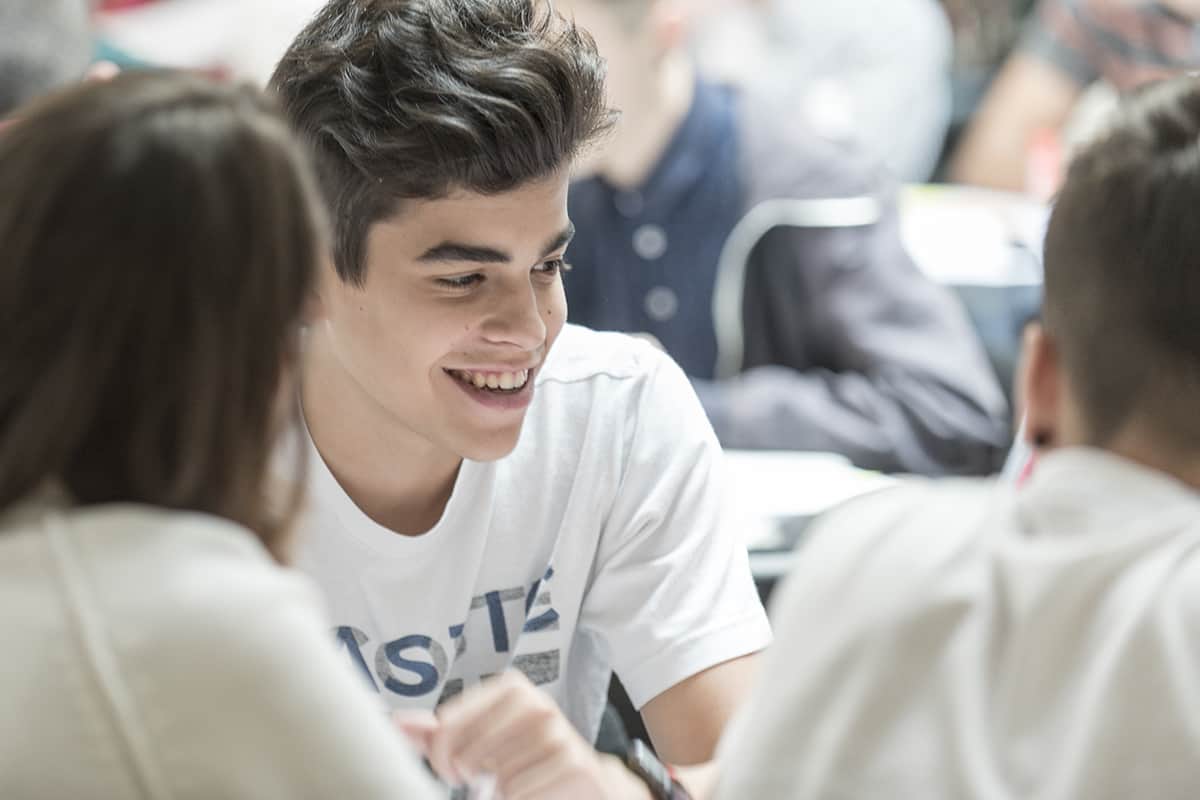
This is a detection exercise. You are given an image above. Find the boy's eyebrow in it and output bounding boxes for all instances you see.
[416,242,510,264]
[416,222,576,265]
[543,222,576,256]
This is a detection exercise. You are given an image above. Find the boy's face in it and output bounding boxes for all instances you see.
[313,173,571,462]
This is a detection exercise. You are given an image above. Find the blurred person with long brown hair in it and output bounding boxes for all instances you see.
[0,71,439,799]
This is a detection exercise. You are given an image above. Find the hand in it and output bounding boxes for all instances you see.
[391,708,439,759]
[421,670,652,800]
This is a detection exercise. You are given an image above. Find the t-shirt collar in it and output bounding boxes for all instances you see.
[1018,446,1200,538]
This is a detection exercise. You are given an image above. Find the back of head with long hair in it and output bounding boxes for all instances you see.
[0,71,327,561]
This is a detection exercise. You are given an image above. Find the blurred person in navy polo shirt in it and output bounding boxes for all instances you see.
[561,0,1010,475]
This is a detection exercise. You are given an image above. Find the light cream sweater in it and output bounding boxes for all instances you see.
[0,491,442,799]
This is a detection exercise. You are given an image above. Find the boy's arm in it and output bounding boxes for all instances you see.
[581,346,770,746]
[640,652,759,764]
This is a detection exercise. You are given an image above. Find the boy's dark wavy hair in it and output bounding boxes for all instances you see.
[270,0,614,285]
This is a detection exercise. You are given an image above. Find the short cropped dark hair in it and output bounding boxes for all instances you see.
[269,0,614,285]
[1043,76,1200,448]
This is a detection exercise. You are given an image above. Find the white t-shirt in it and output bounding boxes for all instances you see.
[0,491,441,800]
[717,448,1200,799]
[294,325,771,740]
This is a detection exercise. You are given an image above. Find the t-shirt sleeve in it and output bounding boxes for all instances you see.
[136,560,445,800]
[579,350,772,709]
[1019,0,1100,87]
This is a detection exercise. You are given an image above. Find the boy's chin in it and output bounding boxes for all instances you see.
[453,430,524,463]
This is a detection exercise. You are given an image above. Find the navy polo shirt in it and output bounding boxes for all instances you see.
[564,81,744,380]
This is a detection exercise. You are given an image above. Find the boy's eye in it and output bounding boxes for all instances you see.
[436,273,483,289]
[536,259,570,276]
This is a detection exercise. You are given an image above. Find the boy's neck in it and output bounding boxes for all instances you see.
[301,334,463,536]
[593,52,695,190]
[1107,427,1200,493]
[1054,418,1200,493]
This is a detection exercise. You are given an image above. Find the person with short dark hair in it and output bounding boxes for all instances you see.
[0,71,439,798]
[717,75,1200,799]
[560,0,1011,476]
[269,1,770,796]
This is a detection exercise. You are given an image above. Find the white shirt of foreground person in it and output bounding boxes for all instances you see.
[0,490,443,800]
[294,325,771,741]
[718,448,1200,800]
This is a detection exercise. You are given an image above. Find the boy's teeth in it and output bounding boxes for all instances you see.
[457,369,530,391]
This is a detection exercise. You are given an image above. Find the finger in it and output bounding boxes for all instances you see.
[449,674,562,777]
[460,702,567,788]
[391,709,439,758]
[491,734,560,797]
[431,675,527,783]
[503,748,590,800]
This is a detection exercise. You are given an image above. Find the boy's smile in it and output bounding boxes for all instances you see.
[444,366,536,411]
[307,172,571,464]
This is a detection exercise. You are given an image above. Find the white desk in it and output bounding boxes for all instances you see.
[900,184,1048,288]
[723,450,897,581]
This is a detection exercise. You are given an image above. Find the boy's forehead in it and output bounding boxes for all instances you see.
[367,175,572,258]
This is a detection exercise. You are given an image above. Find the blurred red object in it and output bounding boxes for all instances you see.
[1025,127,1064,204]
[99,0,158,11]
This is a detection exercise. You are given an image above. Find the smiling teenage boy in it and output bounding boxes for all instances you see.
[269,0,770,796]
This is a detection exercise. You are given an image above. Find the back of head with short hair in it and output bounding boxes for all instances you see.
[0,71,328,560]
[268,0,613,286]
[1043,76,1200,450]
[0,0,92,116]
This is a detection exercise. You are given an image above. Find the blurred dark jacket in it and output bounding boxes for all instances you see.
[567,81,1010,475]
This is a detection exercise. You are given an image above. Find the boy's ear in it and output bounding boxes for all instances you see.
[1017,322,1062,449]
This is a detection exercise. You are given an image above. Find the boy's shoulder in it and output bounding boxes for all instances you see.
[817,477,1000,545]
[796,477,1005,603]
[521,324,707,454]
[537,324,677,388]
